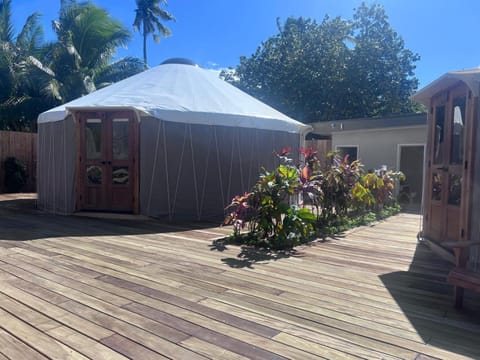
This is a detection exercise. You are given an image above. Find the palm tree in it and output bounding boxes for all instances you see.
[46,1,144,102]
[0,0,57,131]
[133,0,175,68]
[0,1,144,130]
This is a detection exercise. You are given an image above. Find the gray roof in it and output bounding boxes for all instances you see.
[413,68,480,105]
[309,113,426,136]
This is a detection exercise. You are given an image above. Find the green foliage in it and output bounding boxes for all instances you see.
[0,1,55,131]
[318,154,363,222]
[47,1,145,102]
[0,1,144,131]
[223,3,421,122]
[133,0,175,67]
[4,157,27,192]
[344,3,420,118]
[225,153,316,249]
[225,148,403,250]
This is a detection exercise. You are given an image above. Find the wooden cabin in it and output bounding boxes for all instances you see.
[414,70,480,273]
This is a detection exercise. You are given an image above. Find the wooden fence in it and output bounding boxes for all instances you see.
[0,131,37,193]
[305,139,332,168]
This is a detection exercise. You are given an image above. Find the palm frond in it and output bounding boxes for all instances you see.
[151,7,175,21]
[94,57,144,86]
[133,0,174,65]
[16,13,44,55]
[0,0,14,42]
[152,17,171,37]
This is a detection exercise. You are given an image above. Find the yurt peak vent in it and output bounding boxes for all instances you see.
[160,57,197,66]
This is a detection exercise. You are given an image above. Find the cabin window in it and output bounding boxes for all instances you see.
[450,96,466,165]
[448,173,462,206]
[112,118,130,160]
[431,172,442,201]
[336,146,358,162]
[433,105,445,164]
[85,118,102,160]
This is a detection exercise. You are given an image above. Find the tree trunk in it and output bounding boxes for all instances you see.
[143,22,147,68]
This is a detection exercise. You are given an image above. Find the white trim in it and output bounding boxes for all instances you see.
[331,124,425,136]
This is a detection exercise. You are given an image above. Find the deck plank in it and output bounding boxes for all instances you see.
[1,198,480,359]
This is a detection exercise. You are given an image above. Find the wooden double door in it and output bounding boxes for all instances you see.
[77,111,138,213]
[425,84,473,243]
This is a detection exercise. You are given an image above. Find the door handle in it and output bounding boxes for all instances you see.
[100,161,112,165]
[436,166,449,172]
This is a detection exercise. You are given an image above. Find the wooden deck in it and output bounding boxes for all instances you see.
[0,194,480,359]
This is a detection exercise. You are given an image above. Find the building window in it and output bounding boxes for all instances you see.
[336,146,358,162]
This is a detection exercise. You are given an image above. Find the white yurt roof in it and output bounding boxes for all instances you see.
[413,68,480,105]
[38,59,310,134]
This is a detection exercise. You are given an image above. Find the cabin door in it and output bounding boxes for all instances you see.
[77,111,138,213]
[426,85,469,243]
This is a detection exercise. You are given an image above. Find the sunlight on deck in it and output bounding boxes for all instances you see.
[0,196,479,359]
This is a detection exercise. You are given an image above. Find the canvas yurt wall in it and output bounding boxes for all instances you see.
[139,117,299,220]
[37,59,309,221]
[37,115,76,214]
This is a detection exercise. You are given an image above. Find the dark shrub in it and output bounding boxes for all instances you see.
[4,157,28,193]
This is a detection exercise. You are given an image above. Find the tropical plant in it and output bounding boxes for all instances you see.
[299,146,323,216]
[225,150,316,249]
[224,148,403,249]
[133,0,175,68]
[45,1,144,102]
[0,0,56,130]
[319,153,363,222]
[0,0,144,130]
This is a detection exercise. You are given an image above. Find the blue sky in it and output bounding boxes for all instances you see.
[11,0,480,89]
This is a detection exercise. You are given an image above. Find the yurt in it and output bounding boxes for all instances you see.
[37,59,310,220]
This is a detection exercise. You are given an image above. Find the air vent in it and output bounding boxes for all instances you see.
[160,58,197,66]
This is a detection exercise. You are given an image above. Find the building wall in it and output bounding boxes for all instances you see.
[332,125,427,172]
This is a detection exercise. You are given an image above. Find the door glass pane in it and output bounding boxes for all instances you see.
[87,165,102,185]
[86,118,102,159]
[433,105,445,164]
[113,118,129,160]
[431,173,442,201]
[448,174,462,206]
[450,96,466,165]
[112,166,129,185]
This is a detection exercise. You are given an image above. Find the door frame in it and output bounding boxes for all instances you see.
[75,109,140,213]
[396,143,426,206]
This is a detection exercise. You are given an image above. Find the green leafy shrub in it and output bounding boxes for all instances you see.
[4,157,28,193]
[224,147,403,249]
[225,148,316,249]
[319,154,363,223]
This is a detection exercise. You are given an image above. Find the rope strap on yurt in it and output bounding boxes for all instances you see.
[188,124,201,220]
[147,119,162,215]
[213,126,225,209]
[172,124,188,220]
[162,121,172,221]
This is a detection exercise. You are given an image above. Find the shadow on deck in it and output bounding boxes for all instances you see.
[380,240,480,358]
[0,195,222,242]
